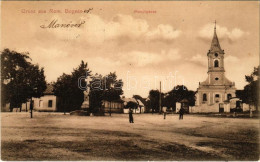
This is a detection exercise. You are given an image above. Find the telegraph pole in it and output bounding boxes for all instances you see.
[159,81,162,114]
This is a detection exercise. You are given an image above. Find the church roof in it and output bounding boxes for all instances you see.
[209,21,224,54]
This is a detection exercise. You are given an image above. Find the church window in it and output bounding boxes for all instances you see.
[203,93,207,101]
[215,53,218,57]
[215,94,220,98]
[215,77,219,80]
[214,60,219,67]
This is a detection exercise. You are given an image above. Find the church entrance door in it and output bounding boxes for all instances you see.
[219,103,224,113]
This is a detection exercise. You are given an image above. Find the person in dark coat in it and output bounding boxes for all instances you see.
[179,107,184,120]
[129,108,134,123]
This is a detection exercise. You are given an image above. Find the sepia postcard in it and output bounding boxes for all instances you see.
[1,1,259,161]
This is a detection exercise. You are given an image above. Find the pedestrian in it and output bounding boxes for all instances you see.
[129,108,134,123]
[163,107,167,119]
[179,107,184,120]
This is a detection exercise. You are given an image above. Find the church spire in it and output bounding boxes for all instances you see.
[209,20,224,54]
[214,20,216,32]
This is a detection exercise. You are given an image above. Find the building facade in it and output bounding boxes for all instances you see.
[21,84,57,112]
[195,23,236,108]
[102,99,124,113]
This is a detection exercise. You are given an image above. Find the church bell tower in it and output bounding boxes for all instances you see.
[207,21,226,86]
[195,21,236,108]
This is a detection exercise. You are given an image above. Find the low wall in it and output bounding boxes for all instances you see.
[190,104,219,113]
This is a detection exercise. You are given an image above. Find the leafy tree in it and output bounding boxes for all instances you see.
[89,74,105,113]
[125,101,138,109]
[89,72,123,115]
[148,90,162,113]
[1,48,47,111]
[101,72,123,115]
[133,95,146,104]
[237,66,259,110]
[53,61,91,113]
[164,85,195,111]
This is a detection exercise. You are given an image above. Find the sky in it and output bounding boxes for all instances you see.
[1,1,259,98]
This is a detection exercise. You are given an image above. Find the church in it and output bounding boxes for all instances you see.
[194,22,236,112]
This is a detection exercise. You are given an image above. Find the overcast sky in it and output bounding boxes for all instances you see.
[1,1,259,98]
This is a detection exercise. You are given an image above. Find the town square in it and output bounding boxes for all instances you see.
[1,112,259,161]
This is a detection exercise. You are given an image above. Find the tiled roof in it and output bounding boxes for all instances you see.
[44,84,54,94]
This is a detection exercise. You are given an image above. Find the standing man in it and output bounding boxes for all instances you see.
[129,108,134,123]
[179,107,184,120]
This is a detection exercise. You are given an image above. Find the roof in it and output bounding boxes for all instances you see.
[209,24,224,54]
[44,84,54,95]
[136,99,145,107]
[122,97,136,103]
[230,98,242,102]
[102,98,124,103]
[121,97,145,107]
[122,98,137,106]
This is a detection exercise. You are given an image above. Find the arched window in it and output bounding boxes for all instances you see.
[203,93,207,101]
[227,94,232,100]
[214,60,219,67]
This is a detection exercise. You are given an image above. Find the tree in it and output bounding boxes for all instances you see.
[53,61,91,113]
[148,90,162,113]
[89,74,105,113]
[125,101,138,109]
[237,66,259,110]
[164,85,195,111]
[88,72,123,115]
[101,72,123,116]
[1,48,47,111]
[133,95,146,104]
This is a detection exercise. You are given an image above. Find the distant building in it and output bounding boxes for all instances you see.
[102,97,146,114]
[122,97,145,114]
[193,22,236,113]
[102,99,124,113]
[22,84,57,112]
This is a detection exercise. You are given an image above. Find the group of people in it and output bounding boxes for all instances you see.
[128,107,186,123]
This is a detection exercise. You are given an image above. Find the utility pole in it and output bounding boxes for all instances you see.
[159,81,162,114]
[110,102,111,116]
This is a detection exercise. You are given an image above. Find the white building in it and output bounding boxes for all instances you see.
[22,84,57,112]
